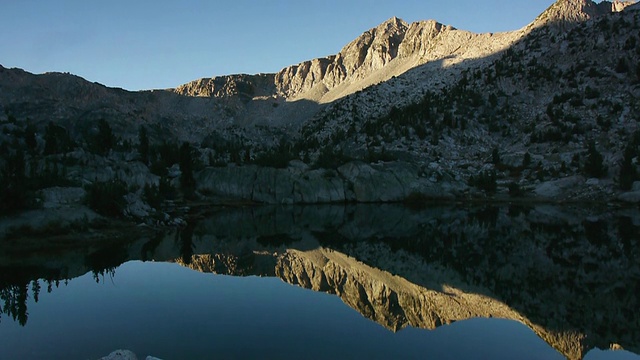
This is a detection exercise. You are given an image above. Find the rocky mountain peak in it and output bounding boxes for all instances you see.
[273,17,410,100]
[610,0,638,11]
[376,16,409,32]
[532,0,635,28]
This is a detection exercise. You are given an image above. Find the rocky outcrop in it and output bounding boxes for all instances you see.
[531,0,628,29]
[38,187,86,209]
[195,161,455,204]
[274,17,409,99]
[611,0,638,12]
[397,20,456,58]
[173,73,275,99]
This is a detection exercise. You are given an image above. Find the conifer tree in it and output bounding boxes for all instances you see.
[138,125,149,165]
[584,141,607,178]
[619,144,637,190]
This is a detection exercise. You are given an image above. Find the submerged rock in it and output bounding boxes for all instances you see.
[99,350,138,360]
[98,350,163,360]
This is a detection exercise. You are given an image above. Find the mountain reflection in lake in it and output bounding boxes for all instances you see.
[1,204,639,360]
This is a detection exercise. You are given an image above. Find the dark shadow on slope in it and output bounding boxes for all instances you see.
[293,8,640,170]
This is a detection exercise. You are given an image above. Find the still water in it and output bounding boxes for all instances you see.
[1,204,639,360]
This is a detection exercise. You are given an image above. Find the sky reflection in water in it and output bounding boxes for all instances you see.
[0,260,569,360]
[1,204,639,360]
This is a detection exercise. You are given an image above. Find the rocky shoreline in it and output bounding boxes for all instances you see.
[1,158,639,241]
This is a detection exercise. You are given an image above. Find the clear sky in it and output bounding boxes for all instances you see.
[0,0,557,91]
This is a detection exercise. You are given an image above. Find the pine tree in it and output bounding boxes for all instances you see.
[492,147,501,165]
[24,124,37,154]
[584,141,607,178]
[94,119,114,155]
[0,148,28,214]
[43,122,58,155]
[523,152,531,168]
[615,57,629,73]
[619,144,638,190]
[138,125,149,165]
[179,142,196,199]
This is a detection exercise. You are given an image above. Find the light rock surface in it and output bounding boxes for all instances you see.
[196,161,454,204]
[534,176,584,199]
[98,350,163,360]
[99,350,138,360]
[618,191,640,203]
[38,187,86,209]
[531,0,613,29]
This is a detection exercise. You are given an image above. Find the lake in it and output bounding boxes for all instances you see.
[1,204,639,360]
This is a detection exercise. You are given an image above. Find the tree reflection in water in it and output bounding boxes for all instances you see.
[0,204,638,360]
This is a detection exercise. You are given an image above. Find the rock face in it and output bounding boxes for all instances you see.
[272,17,481,101]
[38,187,86,209]
[173,73,275,99]
[397,20,455,58]
[532,0,623,28]
[611,0,638,12]
[274,17,409,99]
[195,161,455,204]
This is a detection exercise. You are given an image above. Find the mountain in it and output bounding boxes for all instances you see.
[0,0,639,216]
[176,16,519,105]
[532,0,629,28]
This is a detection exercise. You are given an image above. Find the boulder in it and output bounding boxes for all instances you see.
[252,167,296,204]
[124,193,153,218]
[99,350,138,360]
[586,178,600,186]
[38,187,86,209]
[618,191,640,204]
[534,176,583,199]
[196,165,258,200]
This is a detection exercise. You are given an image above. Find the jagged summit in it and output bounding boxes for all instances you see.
[273,16,471,102]
[379,16,408,28]
[534,0,607,27]
[532,0,636,28]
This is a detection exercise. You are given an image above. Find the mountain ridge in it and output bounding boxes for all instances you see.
[0,0,639,209]
[175,0,637,103]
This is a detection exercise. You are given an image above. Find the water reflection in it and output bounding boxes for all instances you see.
[0,204,638,360]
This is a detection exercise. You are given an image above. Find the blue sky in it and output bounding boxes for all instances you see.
[0,1,556,91]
